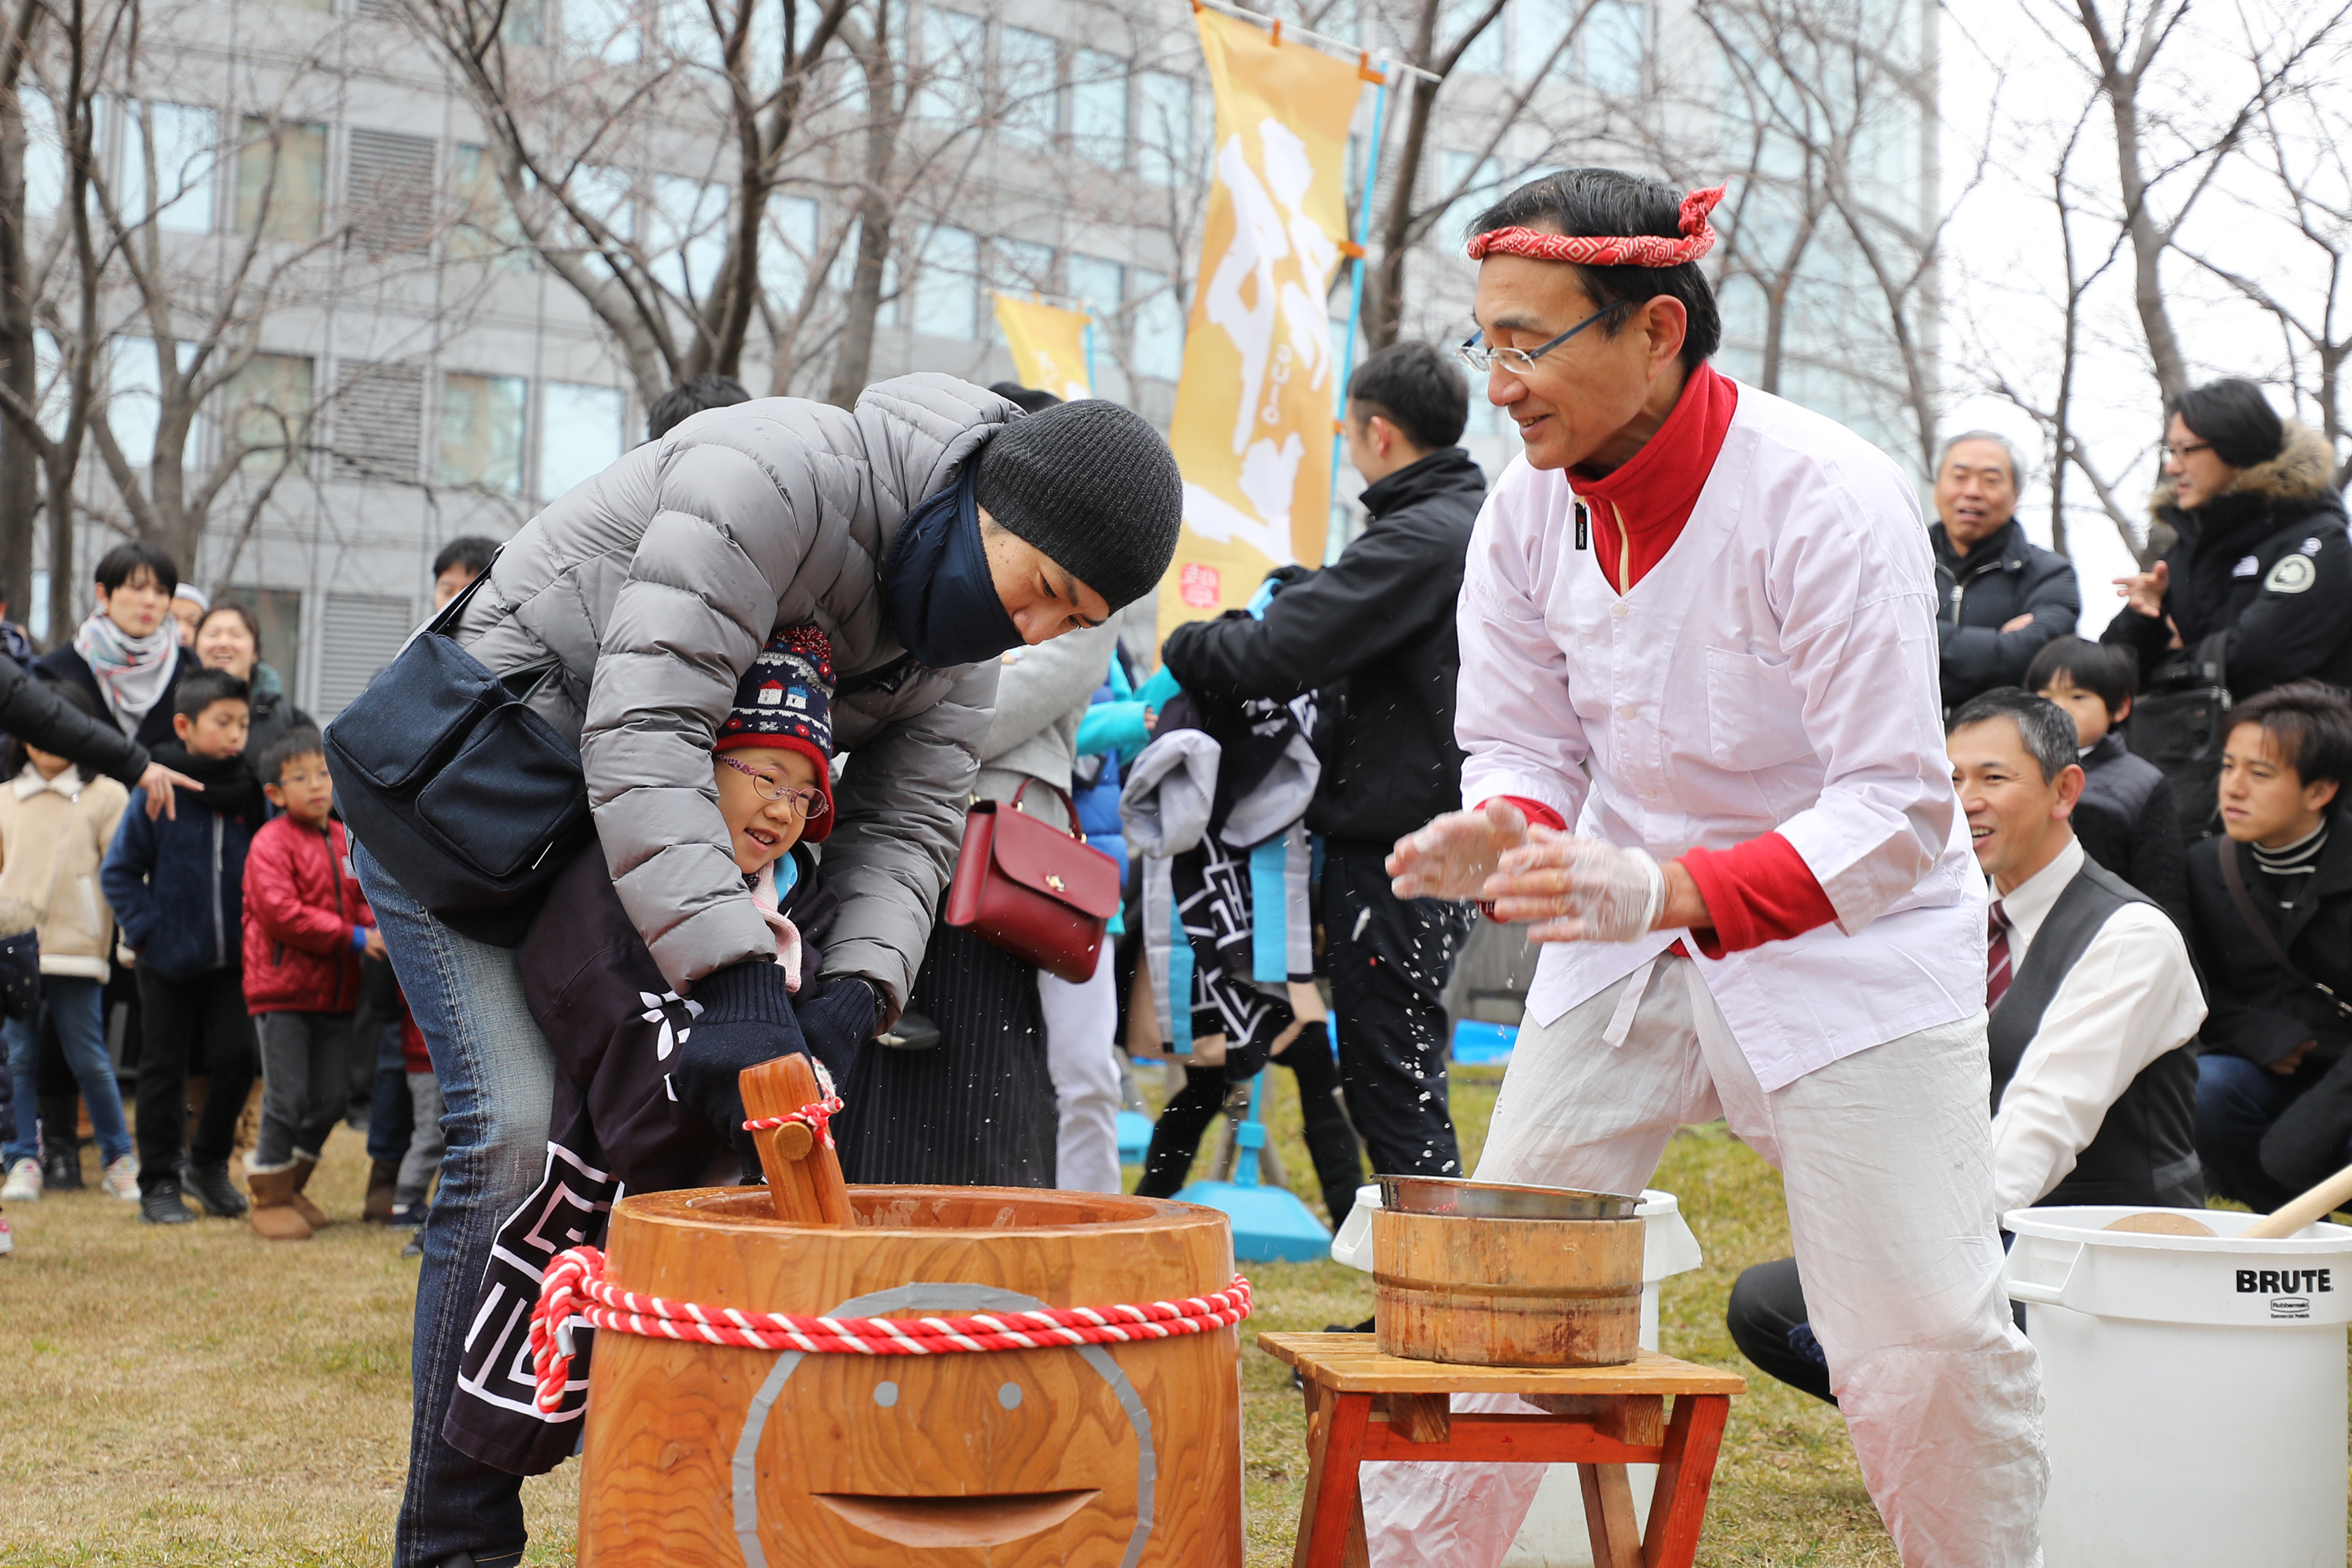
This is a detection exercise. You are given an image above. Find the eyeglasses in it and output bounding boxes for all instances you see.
[2162,440,2213,461]
[719,754,829,819]
[1456,300,1638,375]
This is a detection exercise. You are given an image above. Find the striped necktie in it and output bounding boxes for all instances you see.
[1986,900,2012,1010]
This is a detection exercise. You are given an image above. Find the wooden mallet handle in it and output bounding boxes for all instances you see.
[739,1054,852,1228]
[2243,1160,2352,1240]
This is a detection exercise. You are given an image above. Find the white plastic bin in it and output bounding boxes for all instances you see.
[1331,1184,1705,1566]
[2004,1205,2352,1568]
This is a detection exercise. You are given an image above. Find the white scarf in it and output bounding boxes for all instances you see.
[72,611,177,734]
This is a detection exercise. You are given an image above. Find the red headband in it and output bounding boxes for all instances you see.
[1467,185,1726,268]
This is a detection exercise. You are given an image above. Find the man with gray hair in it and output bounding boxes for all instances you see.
[1933,431,2080,712]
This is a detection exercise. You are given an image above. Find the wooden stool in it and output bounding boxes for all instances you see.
[1259,1333,1744,1568]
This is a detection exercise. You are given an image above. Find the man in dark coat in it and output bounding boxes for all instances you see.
[2104,381,2352,700]
[1161,340,1483,1181]
[2187,681,2352,1212]
[1932,431,2081,712]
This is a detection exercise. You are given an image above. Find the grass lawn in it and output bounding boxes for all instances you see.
[5,1063,1900,1566]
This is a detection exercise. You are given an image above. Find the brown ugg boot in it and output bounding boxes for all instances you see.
[363,1158,400,1224]
[246,1167,313,1242]
[286,1153,330,1231]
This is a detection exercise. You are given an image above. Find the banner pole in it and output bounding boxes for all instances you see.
[1328,62,1390,562]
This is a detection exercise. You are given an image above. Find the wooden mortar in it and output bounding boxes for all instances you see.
[577,1184,1243,1567]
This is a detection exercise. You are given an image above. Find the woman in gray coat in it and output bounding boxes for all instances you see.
[343,375,1181,1568]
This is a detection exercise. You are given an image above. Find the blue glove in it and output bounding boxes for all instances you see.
[677,959,810,1164]
[1077,700,1151,764]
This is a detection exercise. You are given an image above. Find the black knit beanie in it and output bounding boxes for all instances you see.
[971,399,1184,611]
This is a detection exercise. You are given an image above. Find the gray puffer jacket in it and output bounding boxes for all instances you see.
[452,373,1014,1008]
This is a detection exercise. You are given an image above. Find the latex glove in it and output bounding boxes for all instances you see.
[1486,828,1665,944]
[1388,800,1530,902]
[794,973,882,1083]
[677,959,811,1165]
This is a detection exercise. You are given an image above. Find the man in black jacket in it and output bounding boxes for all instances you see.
[1933,431,2082,712]
[1161,340,1483,1180]
[2189,681,2352,1212]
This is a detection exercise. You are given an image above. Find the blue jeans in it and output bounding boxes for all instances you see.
[366,1008,414,1165]
[2196,1051,2352,1212]
[4,976,131,1167]
[352,840,555,1568]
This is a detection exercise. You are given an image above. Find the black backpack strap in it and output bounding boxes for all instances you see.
[2218,838,2352,1019]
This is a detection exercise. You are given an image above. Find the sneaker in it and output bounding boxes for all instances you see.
[185,1161,249,1219]
[0,1208,12,1255]
[100,1155,140,1202]
[401,1231,423,1259]
[1,1158,39,1202]
[43,1144,82,1191]
[386,1202,429,1230]
[139,1179,195,1226]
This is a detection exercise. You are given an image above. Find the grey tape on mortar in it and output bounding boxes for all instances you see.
[728,1282,1158,1568]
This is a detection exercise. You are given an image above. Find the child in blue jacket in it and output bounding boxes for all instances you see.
[100,669,268,1226]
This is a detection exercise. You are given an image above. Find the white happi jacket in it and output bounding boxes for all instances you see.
[1455,382,1984,1091]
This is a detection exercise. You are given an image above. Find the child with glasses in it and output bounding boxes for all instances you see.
[443,624,859,1473]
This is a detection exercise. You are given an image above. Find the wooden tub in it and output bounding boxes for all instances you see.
[574,1184,1242,1567]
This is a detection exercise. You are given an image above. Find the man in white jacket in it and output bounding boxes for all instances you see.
[1381,169,2047,1565]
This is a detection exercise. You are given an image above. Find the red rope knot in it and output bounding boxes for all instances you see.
[739,1057,843,1147]
[1467,184,1725,268]
[527,1243,1252,1411]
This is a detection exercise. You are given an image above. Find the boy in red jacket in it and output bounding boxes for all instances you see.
[242,727,382,1240]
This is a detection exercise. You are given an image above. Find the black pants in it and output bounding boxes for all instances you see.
[1320,847,1469,1179]
[836,922,1056,1188]
[1137,1021,1366,1228]
[134,966,258,1194]
[1725,1256,1836,1406]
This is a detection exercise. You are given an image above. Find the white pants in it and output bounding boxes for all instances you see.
[1039,943,1123,1193]
[1364,956,2045,1568]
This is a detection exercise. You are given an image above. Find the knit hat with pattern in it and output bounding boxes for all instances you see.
[971,398,1184,612]
[716,624,836,842]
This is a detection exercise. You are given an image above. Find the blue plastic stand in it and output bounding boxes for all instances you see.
[1452,1018,1519,1065]
[1174,1075,1333,1262]
[1115,1109,1154,1165]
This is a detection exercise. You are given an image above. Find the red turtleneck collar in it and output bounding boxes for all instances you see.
[1568,359,1739,593]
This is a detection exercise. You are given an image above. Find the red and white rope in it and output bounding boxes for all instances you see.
[528,1245,1252,1413]
[741,1090,843,1149]
[1468,184,1725,268]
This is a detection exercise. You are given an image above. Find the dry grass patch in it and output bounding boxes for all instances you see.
[7,1066,1903,1567]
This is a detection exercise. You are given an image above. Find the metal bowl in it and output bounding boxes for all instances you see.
[1374,1174,1641,1221]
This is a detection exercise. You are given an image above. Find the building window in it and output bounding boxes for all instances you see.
[539,382,628,500]
[22,89,62,220]
[764,193,822,303]
[451,144,525,263]
[567,0,639,62]
[911,226,978,340]
[440,372,526,495]
[347,128,437,256]
[651,174,727,299]
[1130,269,1184,382]
[226,352,314,474]
[1519,0,1576,77]
[1070,50,1128,167]
[1136,71,1192,187]
[1586,1,1646,95]
[1449,0,1503,75]
[915,8,986,122]
[1067,254,1123,326]
[236,117,326,240]
[999,26,1058,144]
[125,102,218,235]
[106,338,202,471]
[331,361,427,485]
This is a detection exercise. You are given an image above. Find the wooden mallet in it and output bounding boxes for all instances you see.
[739,1054,852,1228]
[2243,1159,2352,1241]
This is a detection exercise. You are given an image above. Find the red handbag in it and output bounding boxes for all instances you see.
[942,778,1123,983]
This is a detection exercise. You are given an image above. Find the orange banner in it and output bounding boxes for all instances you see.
[1158,9,1362,635]
[992,293,1093,403]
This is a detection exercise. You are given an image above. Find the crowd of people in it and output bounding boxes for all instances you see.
[4,162,2350,1568]
[0,536,501,1248]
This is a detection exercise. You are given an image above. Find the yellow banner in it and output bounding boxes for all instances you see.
[1158,9,1362,636]
[992,294,1093,403]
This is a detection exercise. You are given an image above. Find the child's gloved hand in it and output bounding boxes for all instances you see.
[675,959,810,1164]
[1487,829,1665,944]
[792,973,882,1082]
